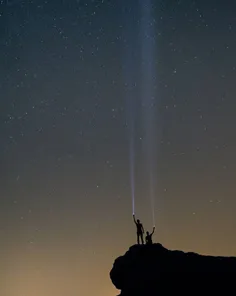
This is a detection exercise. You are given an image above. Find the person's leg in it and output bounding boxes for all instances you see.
[137,233,140,244]
[141,233,144,244]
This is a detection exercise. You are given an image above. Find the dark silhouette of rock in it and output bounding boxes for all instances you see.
[110,243,236,296]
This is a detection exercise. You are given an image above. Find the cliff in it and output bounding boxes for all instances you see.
[110,243,236,296]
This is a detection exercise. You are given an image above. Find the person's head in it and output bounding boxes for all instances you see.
[137,219,140,223]
[146,231,149,235]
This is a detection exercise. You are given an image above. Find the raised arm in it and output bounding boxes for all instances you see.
[151,226,155,235]
[133,214,137,225]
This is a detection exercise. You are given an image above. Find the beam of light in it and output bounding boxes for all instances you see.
[128,98,135,215]
[140,0,157,226]
[122,9,137,216]
[150,170,155,226]
[125,65,136,216]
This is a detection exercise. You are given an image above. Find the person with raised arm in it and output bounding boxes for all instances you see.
[133,214,144,244]
[145,226,155,245]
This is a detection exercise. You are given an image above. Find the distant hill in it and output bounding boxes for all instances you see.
[110,243,236,296]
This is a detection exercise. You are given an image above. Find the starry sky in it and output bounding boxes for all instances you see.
[1,0,236,295]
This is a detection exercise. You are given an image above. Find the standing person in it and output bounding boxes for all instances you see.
[145,226,155,245]
[133,214,144,244]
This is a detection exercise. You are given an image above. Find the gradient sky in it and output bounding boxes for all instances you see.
[1,0,236,295]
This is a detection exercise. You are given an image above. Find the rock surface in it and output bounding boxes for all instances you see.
[110,243,236,296]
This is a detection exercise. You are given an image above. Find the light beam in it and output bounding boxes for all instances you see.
[140,0,157,226]
[123,9,137,215]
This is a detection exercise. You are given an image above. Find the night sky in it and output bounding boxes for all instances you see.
[1,0,236,295]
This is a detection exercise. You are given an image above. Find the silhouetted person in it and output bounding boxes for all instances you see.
[145,226,155,245]
[133,214,144,244]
